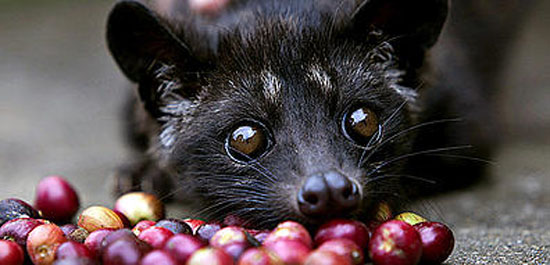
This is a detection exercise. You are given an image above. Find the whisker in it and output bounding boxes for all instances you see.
[384,100,409,127]
[218,189,270,199]
[358,100,408,167]
[366,145,472,176]
[412,199,446,223]
[357,128,383,167]
[157,185,185,202]
[365,174,437,185]
[207,181,273,194]
[384,118,463,147]
[192,197,265,220]
[185,153,228,159]
[351,118,463,152]
[199,135,281,185]
[210,137,279,185]
[425,154,496,165]
[360,118,463,165]
[247,164,278,184]
[365,191,406,200]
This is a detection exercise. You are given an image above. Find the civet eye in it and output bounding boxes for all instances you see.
[226,122,271,162]
[343,106,381,145]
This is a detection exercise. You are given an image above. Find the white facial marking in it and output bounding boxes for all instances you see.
[154,63,200,152]
[390,84,418,101]
[384,69,418,102]
[261,71,282,102]
[308,64,332,93]
[159,124,177,148]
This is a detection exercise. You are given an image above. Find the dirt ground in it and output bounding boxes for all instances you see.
[1,0,549,263]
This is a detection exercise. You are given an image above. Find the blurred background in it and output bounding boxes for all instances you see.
[0,0,549,262]
[0,0,127,206]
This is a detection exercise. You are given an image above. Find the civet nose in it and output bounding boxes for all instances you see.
[297,170,360,217]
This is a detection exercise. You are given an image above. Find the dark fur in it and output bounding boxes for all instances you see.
[107,0,532,228]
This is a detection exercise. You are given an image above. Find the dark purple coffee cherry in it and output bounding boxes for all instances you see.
[55,241,93,260]
[53,258,98,265]
[155,218,192,234]
[196,222,223,242]
[0,199,40,226]
[101,236,151,265]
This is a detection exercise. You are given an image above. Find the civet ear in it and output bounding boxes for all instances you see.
[349,0,448,55]
[107,1,202,118]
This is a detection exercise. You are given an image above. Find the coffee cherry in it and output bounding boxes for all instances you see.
[78,206,124,233]
[374,202,393,223]
[163,234,206,264]
[183,218,206,235]
[304,249,352,265]
[101,236,151,265]
[52,258,97,265]
[132,220,156,237]
[114,192,164,226]
[246,229,270,244]
[0,198,40,226]
[368,220,422,265]
[100,229,137,253]
[35,176,80,222]
[137,226,173,249]
[0,218,44,247]
[237,248,282,265]
[68,228,89,244]
[318,238,364,265]
[60,224,88,243]
[395,212,427,226]
[155,218,192,234]
[0,239,25,265]
[210,226,250,260]
[55,241,93,260]
[314,219,370,249]
[367,202,393,231]
[187,247,234,265]
[414,222,454,264]
[210,227,247,247]
[264,221,312,248]
[60,224,79,236]
[83,229,113,259]
[263,239,311,265]
[196,222,223,242]
[26,223,68,265]
[112,210,131,228]
[140,250,177,265]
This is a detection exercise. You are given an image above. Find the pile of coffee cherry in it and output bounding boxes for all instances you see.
[0,176,454,265]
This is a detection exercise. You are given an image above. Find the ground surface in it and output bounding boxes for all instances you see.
[0,1,549,264]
